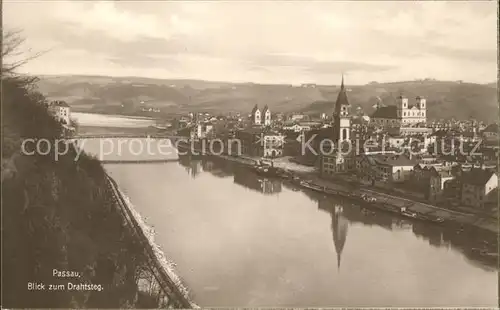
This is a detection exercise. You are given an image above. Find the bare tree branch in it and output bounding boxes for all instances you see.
[2,28,50,81]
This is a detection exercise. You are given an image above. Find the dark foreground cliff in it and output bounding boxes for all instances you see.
[1,76,174,308]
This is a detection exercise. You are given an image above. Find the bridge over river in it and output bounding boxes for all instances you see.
[72,136,181,163]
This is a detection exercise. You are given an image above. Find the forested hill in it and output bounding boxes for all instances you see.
[37,75,498,122]
[2,76,157,308]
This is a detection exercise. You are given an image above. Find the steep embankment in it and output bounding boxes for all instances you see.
[1,77,159,308]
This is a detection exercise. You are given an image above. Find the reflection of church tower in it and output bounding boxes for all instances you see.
[190,160,201,178]
[333,75,351,143]
[331,205,349,270]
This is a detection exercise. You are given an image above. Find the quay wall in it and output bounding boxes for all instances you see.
[106,174,198,309]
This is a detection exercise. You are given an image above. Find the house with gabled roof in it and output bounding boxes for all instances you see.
[428,166,455,202]
[481,123,499,140]
[460,168,498,209]
[357,153,416,184]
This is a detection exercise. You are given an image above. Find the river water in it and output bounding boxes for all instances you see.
[74,113,498,307]
[104,156,497,307]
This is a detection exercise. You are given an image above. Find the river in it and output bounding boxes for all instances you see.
[75,113,498,307]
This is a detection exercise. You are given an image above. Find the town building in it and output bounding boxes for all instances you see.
[481,123,499,140]
[371,95,427,126]
[282,121,321,133]
[290,113,306,121]
[48,100,71,125]
[460,168,498,209]
[428,166,455,202]
[357,154,415,184]
[178,122,214,140]
[410,160,446,191]
[384,134,406,148]
[299,127,333,166]
[235,128,284,158]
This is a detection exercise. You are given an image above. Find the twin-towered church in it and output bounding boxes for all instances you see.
[250,105,272,126]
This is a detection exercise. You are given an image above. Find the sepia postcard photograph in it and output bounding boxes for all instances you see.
[1,0,498,309]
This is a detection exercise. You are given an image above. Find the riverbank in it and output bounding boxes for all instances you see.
[180,145,498,235]
[294,171,498,234]
[105,174,197,308]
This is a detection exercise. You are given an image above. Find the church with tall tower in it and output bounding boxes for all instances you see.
[320,75,353,177]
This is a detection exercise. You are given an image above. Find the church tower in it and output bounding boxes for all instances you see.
[416,96,427,122]
[262,105,271,126]
[251,104,261,125]
[320,75,352,177]
[396,94,409,121]
[333,75,351,143]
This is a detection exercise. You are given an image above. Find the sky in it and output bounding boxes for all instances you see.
[3,1,498,85]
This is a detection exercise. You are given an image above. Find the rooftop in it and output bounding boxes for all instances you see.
[462,168,496,186]
[50,100,70,108]
[371,106,398,119]
[482,123,499,133]
[365,154,415,167]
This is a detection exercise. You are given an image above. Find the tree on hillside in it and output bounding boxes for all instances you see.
[2,29,47,82]
[2,30,155,308]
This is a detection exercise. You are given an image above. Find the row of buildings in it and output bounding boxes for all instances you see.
[175,76,498,212]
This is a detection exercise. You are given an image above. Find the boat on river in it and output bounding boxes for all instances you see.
[470,247,499,264]
[253,165,281,178]
[400,207,418,219]
[300,181,325,192]
[418,213,445,224]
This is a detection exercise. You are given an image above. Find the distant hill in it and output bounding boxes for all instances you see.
[35,75,498,122]
[303,81,499,122]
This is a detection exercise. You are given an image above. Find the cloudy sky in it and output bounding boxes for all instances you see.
[4,1,497,85]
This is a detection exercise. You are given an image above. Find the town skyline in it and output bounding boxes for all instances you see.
[4,1,497,85]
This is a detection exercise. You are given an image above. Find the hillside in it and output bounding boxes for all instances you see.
[36,75,498,122]
[2,76,159,308]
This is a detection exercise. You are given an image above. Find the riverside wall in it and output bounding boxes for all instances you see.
[105,174,198,309]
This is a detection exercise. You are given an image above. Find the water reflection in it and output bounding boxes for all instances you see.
[179,155,236,179]
[177,155,498,271]
[331,205,348,270]
[178,155,202,178]
[412,221,447,248]
[200,157,234,178]
[233,168,282,195]
[315,194,497,271]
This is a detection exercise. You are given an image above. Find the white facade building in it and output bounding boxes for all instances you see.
[371,95,427,126]
[49,100,71,125]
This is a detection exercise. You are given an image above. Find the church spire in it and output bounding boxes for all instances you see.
[340,73,345,90]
